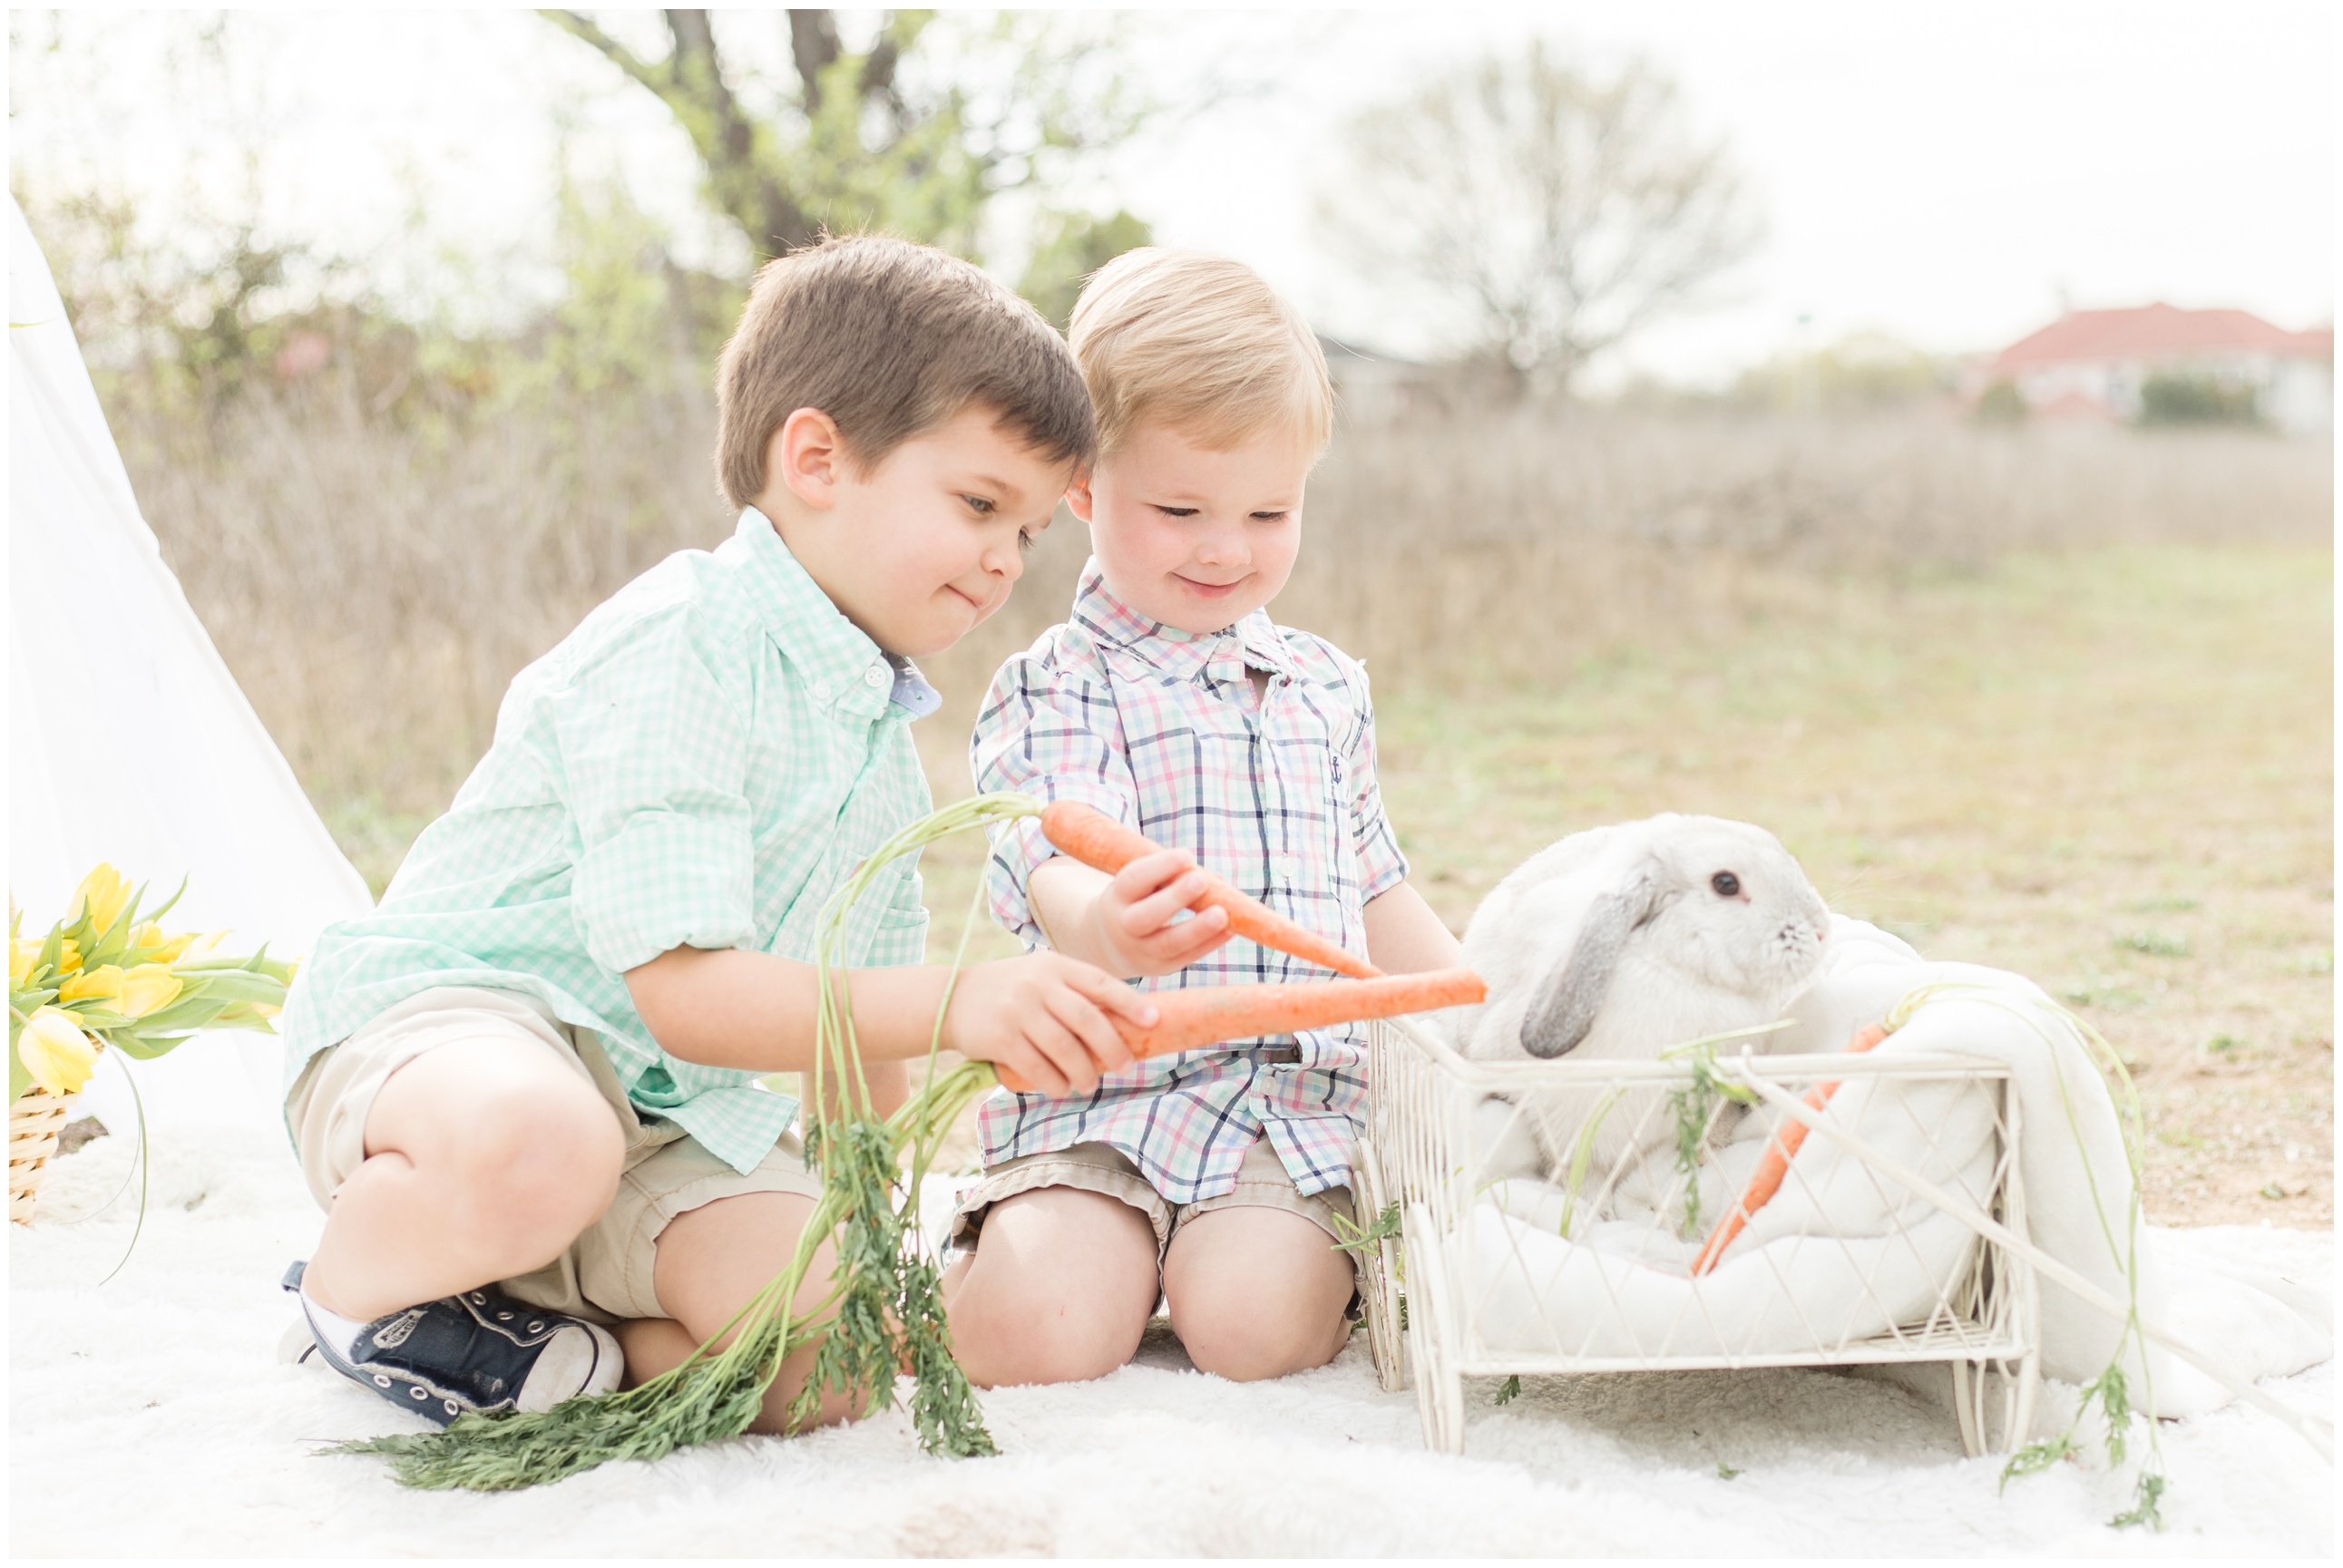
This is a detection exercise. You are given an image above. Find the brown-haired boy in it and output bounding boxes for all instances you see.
[277,236,1151,1429]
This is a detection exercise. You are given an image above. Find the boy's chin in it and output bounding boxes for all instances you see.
[886,595,991,659]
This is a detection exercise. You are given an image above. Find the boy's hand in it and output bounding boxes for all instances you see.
[1081,850,1234,979]
[942,953,1157,1098]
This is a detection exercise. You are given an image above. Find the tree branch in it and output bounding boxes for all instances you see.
[540,10,669,97]
[788,10,841,112]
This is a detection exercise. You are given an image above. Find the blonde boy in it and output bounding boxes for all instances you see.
[944,250,1461,1385]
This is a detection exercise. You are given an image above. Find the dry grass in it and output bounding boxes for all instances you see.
[112,380,721,881]
[112,385,2330,1223]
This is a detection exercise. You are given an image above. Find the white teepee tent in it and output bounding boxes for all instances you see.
[8,195,376,1133]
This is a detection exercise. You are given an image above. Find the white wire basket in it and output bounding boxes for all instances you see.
[1354,1017,2041,1457]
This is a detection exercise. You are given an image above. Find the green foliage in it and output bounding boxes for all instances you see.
[2110,1471,2167,1532]
[30,190,341,408]
[34,170,737,439]
[1974,381,2027,424]
[2114,930,2189,958]
[544,10,1151,276]
[1715,1462,1743,1480]
[1330,1199,1402,1255]
[1997,1433,2074,1489]
[1664,1045,1757,1235]
[2137,372,2260,428]
[793,15,990,258]
[546,174,714,399]
[1733,331,1952,414]
[1019,208,1153,327]
[1493,1375,1522,1406]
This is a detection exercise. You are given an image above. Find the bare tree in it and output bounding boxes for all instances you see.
[543,10,1147,265]
[1326,44,1761,394]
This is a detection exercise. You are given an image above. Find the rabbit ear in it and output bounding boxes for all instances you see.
[1518,855,1675,1058]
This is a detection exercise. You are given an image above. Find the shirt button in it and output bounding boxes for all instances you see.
[813,680,832,700]
[865,666,887,687]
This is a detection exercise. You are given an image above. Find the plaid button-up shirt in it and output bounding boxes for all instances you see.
[280,510,939,1175]
[970,564,1409,1203]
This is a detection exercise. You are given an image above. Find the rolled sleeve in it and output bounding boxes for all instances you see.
[555,611,758,975]
[572,804,756,974]
[969,655,1137,949]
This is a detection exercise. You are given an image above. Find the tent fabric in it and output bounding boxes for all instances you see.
[8,195,376,1132]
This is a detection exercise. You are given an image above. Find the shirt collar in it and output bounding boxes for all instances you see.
[1069,560,1295,688]
[728,509,936,723]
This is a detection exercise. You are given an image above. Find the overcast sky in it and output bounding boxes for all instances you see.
[10,3,2332,387]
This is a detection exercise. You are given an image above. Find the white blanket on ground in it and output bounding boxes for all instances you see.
[8,1123,2333,1556]
[1459,919,2331,1417]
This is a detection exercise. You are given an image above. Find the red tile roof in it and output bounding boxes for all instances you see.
[1992,304,2330,372]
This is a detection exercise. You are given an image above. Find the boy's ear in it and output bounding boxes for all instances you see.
[1064,470,1096,524]
[773,407,846,511]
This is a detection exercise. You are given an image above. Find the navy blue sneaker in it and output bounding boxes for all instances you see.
[279,1261,623,1427]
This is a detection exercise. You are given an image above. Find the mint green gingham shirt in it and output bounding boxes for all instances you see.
[279,510,939,1174]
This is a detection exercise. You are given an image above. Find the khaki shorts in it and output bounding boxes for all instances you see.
[948,1136,1364,1296]
[284,986,821,1325]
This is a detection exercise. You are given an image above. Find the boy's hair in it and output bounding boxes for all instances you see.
[716,234,1094,509]
[1068,248,1333,457]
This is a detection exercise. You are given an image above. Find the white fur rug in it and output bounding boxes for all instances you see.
[10,1123,2330,1558]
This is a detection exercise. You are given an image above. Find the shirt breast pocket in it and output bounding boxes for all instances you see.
[872,901,929,962]
[1263,733,1351,889]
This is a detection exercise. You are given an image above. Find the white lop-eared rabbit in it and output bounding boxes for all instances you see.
[1453,814,1832,1185]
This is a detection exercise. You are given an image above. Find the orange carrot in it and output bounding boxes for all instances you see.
[995,967,1485,1094]
[1691,1022,1891,1276]
[1039,800,1382,979]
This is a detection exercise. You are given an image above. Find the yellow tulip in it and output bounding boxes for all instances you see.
[68,865,132,934]
[118,964,182,1018]
[18,1008,100,1096]
[58,965,124,1008]
[179,930,231,962]
[144,930,196,963]
[13,936,82,981]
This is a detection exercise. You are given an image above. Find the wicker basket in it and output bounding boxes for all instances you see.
[9,1085,83,1224]
[1357,1017,2040,1458]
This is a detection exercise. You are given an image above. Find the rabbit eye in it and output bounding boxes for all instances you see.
[1711,872,1742,897]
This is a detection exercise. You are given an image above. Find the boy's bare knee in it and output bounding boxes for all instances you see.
[946,1189,1159,1388]
[1170,1284,1346,1382]
[956,1281,1147,1388]
[951,1243,1154,1387]
[437,1067,622,1255]
[1164,1208,1353,1382]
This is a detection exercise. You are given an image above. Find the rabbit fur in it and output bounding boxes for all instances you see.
[1451,813,1832,1189]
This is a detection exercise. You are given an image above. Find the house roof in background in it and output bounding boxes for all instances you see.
[1994,303,2331,371]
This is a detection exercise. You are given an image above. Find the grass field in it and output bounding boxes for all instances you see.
[912,544,2333,1225]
